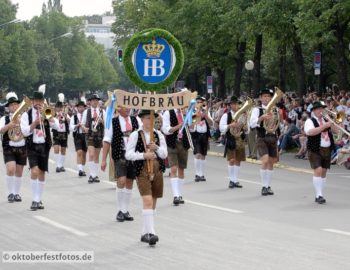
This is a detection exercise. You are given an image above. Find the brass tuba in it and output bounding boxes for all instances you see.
[263,87,284,134]
[8,96,31,142]
[230,98,253,137]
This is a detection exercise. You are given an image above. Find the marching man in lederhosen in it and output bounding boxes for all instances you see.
[161,106,190,206]
[0,92,27,203]
[101,106,140,222]
[82,94,106,183]
[69,99,87,177]
[52,93,70,173]
[125,110,167,246]
[219,96,245,189]
[21,89,56,210]
[249,88,279,196]
[304,101,336,204]
[191,96,213,182]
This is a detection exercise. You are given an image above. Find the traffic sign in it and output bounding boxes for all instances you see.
[314,51,321,69]
[207,76,213,94]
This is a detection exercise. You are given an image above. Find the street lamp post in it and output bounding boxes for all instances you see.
[0,19,21,28]
[49,32,73,42]
[245,60,254,97]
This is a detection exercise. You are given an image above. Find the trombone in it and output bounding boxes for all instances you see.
[322,109,350,137]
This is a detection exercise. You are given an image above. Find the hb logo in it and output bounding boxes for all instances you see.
[143,59,165,77]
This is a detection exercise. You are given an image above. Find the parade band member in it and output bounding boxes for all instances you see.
[219,96,245,188]
[82,94,106,183]
[70,100,87,176]
[52,93,69,172]
[101,107,140,222]
[21,90,55,210]
[304,101,335,204]
[125,110,167,246]
[162,107,190,206]
[0,93,26,203]
[191,96,213,182]
[249,89,278,196]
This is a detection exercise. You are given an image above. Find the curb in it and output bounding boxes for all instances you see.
[206,151,313,175]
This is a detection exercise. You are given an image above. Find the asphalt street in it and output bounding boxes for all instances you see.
[0,137,349,270]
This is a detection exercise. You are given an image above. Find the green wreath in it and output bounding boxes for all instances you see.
[124,28,184,92]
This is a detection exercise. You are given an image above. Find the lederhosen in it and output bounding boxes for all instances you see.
[26,109,52,172]
[134,130,165,198]
[256,107,278,158]
[224,111,246,161]
[86,108,104,148]
[307,117,334,169]
[165,110,190,169]
[2,115,27,165]
[111,116,139,179]
[192,118,210,156]
[52,116,69,148]
[73,114,87,152]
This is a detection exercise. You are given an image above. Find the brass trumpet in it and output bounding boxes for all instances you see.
[192,103,207,124]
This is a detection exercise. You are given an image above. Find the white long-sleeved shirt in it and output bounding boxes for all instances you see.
[304,117,331,148]
[125,128,168,161]
[219,111,235,134]
[81,107,106,128]
[69,112,85,134]
[249,104,268,129]
[0,114,25,147]
[20,107,57,144]
[52,115,67,133]
[161,109,183,135]
[103,115,142,149]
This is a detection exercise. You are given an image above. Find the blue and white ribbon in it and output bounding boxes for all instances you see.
[105,93,116,129]
[180,99,196,133]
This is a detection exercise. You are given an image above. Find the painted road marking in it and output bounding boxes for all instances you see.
[322,228,350,237]
[34,215,88,237]
[185,200,244,214]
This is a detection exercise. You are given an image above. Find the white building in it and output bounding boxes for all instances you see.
[84,16,116,49]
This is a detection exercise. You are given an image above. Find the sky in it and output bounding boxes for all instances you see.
[11,0,114,20]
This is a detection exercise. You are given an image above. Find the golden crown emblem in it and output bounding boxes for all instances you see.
[142,39,165,58]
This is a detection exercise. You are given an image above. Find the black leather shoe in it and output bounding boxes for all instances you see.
[123,212,134,221]
[8,193,15,203]
[173,197,180,206]
[261,187,269,196]
[56,167,61,173]
[37,201,44,210]
[228,181,235,189]
[195,175,201,182]
[93,176,100,183]
[141,234,150,243]
[200,176,206,181]
[79,170,84,177]
[315,196,326,204]
[234,182,243,188]
[267,186,274,195]
[81,171,87,176]
[148,234,159,246]
[14,194,22,202]
[60,167,66,172]
[30,201,38,211]
[116,211,125,222]
[179,196,185,204]
[88,176,94,184]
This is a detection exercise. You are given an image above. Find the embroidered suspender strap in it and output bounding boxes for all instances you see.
[140,131,154,181]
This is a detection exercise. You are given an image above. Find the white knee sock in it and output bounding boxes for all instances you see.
[142,209,155,235]
[260,169,268,188]
[116,187,124,212]
[170,178,179,197]
[37,180,45,202]
[178,178,184,197]
[94,162,99,177]
[228,165,235,182]
[313,176,323,197]
[5,175,14,195]
[14,176,22,195]
[31,179,38,202]
[194,158,200,176]
[123,188,132,213]
[233,165,240,183]
[266,170,273,187]
[88,161,95,177]
[77,164,82,171]
[60,155,65,168]
[200,160,205,177]
[54,153,59,167]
